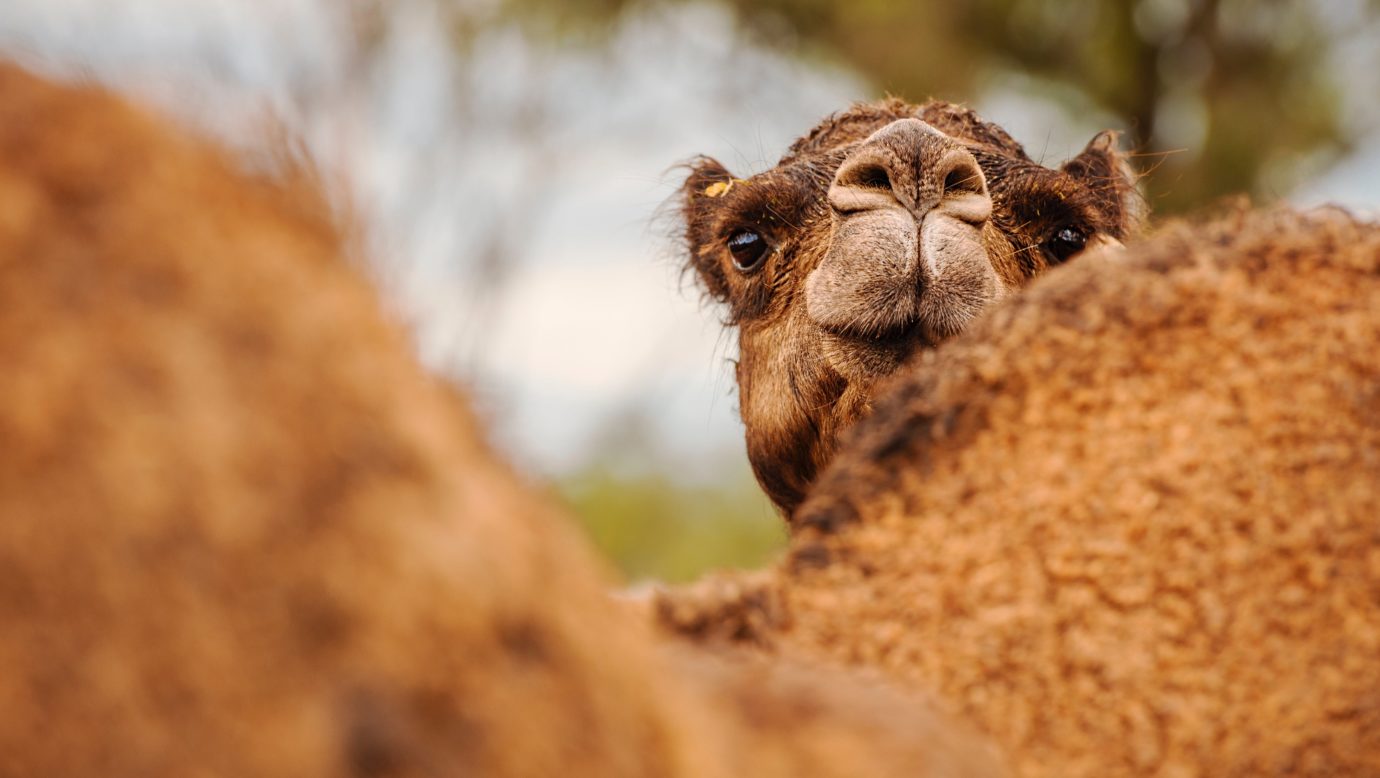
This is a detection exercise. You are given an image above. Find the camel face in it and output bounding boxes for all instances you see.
[808,117,1001,381]
[680,100,1142,513]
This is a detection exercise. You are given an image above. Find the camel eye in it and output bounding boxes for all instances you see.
[1046,226,1088,262]
[727,229,768,272]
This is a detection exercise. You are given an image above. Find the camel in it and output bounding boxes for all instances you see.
[679,98,1145,513]
[0,62,1012,778]
[659,205,1380,777]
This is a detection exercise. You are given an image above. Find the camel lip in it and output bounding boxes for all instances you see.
[819,316,942,371]
[817,320,942,383]
[812,285,926,343]
[817,320,904,347]
[875,319,941,351]
[818,307,942,350]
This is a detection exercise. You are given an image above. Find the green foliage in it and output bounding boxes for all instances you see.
[715,0,1359,212]
[482,0,1376,213]
[557,463,785,584]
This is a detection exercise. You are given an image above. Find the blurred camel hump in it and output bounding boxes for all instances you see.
[0,62,1007,778]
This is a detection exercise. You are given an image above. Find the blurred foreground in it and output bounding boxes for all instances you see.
[0,62,1004,776]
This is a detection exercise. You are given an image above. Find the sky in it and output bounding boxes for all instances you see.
[2,0,1377,482]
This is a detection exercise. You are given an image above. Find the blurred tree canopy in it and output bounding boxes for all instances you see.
[715,0,1354,212]
[485,0,1378,213]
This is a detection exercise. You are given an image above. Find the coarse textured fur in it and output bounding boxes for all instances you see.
[659,206,1380,777]
[679,98,1143,514]
[0,63,1008,778]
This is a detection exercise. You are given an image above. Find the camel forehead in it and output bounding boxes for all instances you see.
[783,99,1028,165]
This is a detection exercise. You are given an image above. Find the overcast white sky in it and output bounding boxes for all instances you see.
[2,0,1376,481]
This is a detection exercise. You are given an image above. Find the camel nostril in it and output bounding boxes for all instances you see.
[943,165,984,197]
[932,151,991,225]
[843,163,892,193]
[828,153,907,215]
[936,148,987,199]
[850,164,894,193]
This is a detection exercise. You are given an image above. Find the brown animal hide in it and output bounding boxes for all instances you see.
[0,63,1005,778]
[660,206,1380,777]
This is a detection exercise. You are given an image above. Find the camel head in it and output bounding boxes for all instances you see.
[679,99,1143,512]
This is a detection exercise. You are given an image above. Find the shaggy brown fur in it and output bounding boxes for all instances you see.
[680,99,1142,513]
[0,63,1011,778]
[660,207,1380,777]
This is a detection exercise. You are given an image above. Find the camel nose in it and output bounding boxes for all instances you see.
[828,118,992,225]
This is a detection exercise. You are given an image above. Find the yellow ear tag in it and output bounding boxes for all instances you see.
[703,180,732,198]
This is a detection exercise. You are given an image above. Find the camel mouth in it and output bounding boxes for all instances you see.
[819,315,942,380]
[817,309,922,343]
[808,257,927,342]
[871,321,944,359]
[814,264,969,349]
[808,214,998,347]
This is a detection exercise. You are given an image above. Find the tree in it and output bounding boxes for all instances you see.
[499,0,1378,213]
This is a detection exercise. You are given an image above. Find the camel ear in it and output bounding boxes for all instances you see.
[1061,130,1147,239]
[678,156,736,301]
[682,156,734,211]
